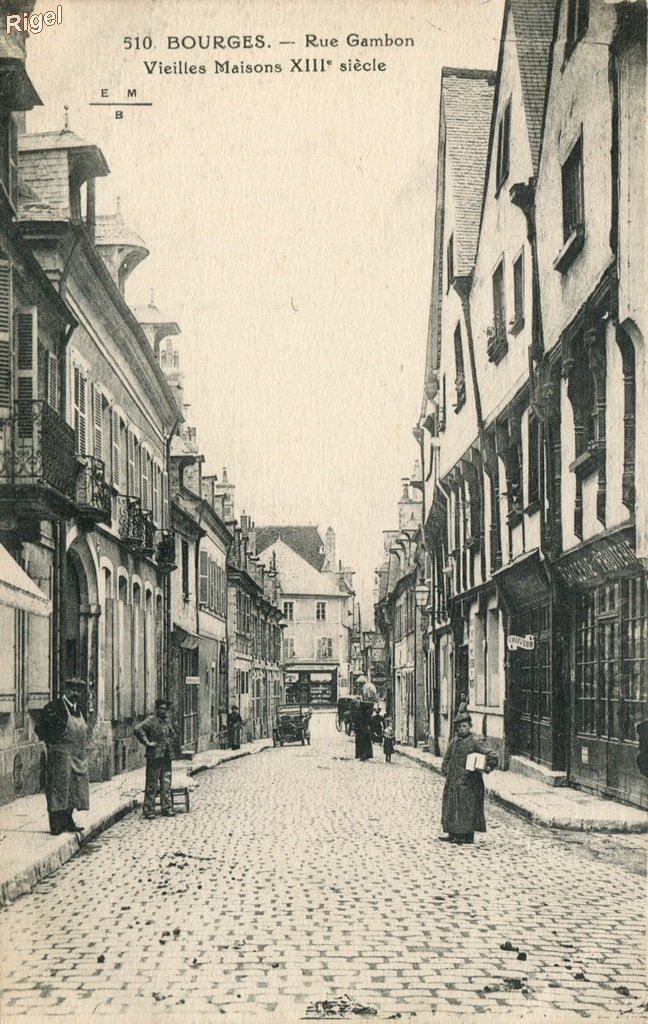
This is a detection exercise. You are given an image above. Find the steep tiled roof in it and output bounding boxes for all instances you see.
[256,526,325,571]
[510,0,557,175]
[258,539,342,598]
[442,69,496,276]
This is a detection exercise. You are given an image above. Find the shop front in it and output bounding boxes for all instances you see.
[494,551,566,771]
[557,529,648,808]
[284,668,338,706]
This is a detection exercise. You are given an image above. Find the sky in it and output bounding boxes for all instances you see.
[25,0,504,624]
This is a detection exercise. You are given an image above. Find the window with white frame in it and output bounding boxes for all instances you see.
[283,601,294,621]
[315,601,327,621]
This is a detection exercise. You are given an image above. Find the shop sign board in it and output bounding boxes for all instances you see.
[507,634,536,651]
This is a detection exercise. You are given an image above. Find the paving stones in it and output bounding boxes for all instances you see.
[0,713,645,1019]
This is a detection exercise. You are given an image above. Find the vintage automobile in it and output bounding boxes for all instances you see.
[272,704,311,746]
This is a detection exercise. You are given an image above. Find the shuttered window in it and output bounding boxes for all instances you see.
[162,471,169,529]
[141,450,150,510]
[127,428,135,495]
[0,255,10,416]
[73,365,87,455]
[111,409,121,488]
[199,549,209,605]
[92,385,103,460]
[16,310,37,439]
[152,462,160,524]
[47,353,59,410]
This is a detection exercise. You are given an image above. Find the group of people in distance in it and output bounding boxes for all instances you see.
[352,675,395,764]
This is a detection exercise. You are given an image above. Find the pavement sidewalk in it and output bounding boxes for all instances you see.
[396,744,648,833]
[0,739,272,908]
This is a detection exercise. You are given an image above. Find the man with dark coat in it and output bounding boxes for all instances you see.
[227,705,244,750]
[439,711,498,844]
[134,698,177,819]
[36,678,89,835]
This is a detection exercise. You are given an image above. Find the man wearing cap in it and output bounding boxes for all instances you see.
[439,711,498,844]
[227,704,244,750]
[134,699,177,819]
[36,678,90,835]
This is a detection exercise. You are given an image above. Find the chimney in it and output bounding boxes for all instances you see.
[323,526,336,571]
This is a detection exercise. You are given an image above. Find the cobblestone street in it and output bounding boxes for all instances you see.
[0,712,645,1020]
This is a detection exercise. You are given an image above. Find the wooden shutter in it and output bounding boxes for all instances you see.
[127,428,135,495]
[15,309,37,439]
[0,256,11,417]
[46,352,59,410]
[199,549,209,605]
[92,385,103,460]
[73,365,87,455]
[152,462,159,524]
[162,471,169,529]
[141,451,150,510]
[111,409,121,488]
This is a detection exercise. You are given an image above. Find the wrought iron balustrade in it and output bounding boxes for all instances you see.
[0,401,77,515]
[156,528,177,570]
[117,496,156,554]
[75,455,112,525]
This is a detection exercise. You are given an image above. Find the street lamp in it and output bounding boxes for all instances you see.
[414,582,430,610]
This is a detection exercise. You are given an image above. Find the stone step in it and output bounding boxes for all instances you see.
[509,754,567,787]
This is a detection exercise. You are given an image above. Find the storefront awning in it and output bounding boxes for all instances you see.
[0,542,51,617]
[555,529,641,589]
[173,625,200,650]
[492,549,549,606]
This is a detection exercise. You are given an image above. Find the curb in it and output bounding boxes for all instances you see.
[395,746,648,834]
[0,742,273,908]
[0,798,137,908]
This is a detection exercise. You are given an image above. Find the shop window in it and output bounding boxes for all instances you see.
[575,577,647,741]
[486,608,500,707]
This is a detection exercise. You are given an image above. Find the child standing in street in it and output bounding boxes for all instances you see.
[439,711,498,844]
[383,717,395,763]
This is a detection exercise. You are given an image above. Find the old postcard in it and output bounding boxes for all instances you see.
[0,0,645,1021]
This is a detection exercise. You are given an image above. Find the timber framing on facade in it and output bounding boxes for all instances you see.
[376,0,647,809]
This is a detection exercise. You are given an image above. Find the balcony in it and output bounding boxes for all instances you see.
[156,528,177,572]
[486,319,508,365]
[0,401,77,523]
[75,455,112,527]
[117,496,155,555]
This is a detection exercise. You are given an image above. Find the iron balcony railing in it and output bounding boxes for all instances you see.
[75,455,112,525]
[156,528,177,570]
[0,400,76,502]
[117,496,156,554]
